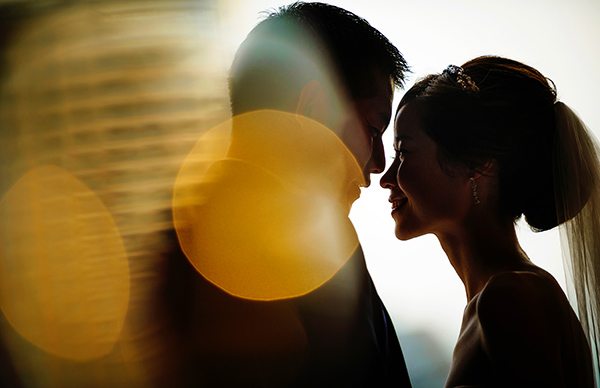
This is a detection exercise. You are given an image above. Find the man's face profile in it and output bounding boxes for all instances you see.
[336,69,394,187]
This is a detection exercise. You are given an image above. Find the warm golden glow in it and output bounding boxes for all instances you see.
[0,0,230,383]
[0,165,130,360]
[173,110,364,300]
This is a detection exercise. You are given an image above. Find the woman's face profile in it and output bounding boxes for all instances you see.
[380,104,472,240]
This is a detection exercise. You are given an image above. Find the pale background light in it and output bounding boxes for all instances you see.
[216,0,600,383]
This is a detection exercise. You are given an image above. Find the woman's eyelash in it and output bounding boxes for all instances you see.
[390,149,406,159]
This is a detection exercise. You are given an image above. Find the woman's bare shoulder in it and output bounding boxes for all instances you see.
[477,270,566,317]
[473,270,571,384]
[476,270,568,334]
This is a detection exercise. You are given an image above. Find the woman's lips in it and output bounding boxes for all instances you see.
[390,197,407,213]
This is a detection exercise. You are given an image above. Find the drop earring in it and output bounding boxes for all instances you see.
[470,177,480,205]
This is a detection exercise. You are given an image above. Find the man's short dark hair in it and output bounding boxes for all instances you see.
[229,2,408,116]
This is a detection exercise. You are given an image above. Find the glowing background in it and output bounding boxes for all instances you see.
[173,110,364,300]
[0,1,230,386]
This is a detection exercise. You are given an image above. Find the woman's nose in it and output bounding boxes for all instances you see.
[380,159,398,189]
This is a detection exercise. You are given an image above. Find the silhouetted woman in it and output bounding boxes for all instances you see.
[381,56,599,387]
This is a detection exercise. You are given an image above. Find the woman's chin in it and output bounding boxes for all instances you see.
[394,225,412,241]
[394,221,425,241]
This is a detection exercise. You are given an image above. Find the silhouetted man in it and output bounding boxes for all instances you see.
[170,3,412,387]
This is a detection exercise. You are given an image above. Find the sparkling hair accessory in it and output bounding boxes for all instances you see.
[443,64,479,92]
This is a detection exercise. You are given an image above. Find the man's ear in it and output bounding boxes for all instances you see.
[296,80,330,124]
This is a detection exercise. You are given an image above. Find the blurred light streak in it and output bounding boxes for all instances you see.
[173,110,363,300]
[0,0,230,386]
[0,165,130,360]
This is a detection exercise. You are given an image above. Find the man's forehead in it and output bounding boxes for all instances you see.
[353,66,393,98]
[356,95,392,129]
[372,71,394,99]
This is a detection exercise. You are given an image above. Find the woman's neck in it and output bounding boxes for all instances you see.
[436,216,531,301]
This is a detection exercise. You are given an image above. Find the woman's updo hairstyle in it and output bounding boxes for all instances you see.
[399,56,560,231]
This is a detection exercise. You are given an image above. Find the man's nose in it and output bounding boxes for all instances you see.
[367,137,385,175]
